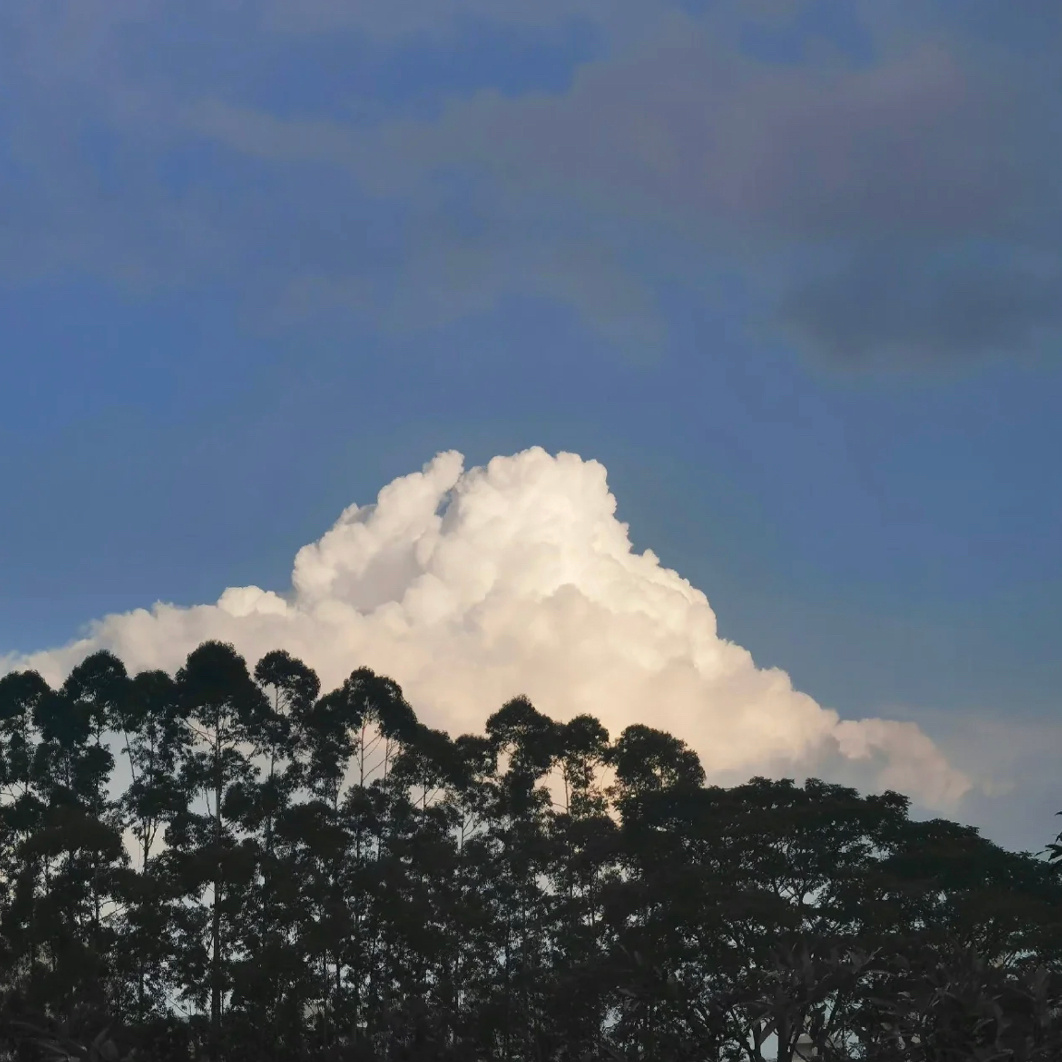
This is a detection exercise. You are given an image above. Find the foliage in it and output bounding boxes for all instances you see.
[0,644,1059,1061]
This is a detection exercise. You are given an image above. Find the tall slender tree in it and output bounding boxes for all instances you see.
[171,642,267,1061]
[0,669,51,1002]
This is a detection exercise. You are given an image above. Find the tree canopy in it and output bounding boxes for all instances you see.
[0,643,1059,1061]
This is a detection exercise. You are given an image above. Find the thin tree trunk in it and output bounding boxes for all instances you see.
[210,734,223,1061]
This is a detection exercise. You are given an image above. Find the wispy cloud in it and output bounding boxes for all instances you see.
[2,1,1059,364]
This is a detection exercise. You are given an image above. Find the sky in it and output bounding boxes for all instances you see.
[2,0,1060,852]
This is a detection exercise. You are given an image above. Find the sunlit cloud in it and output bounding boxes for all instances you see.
[3,447,971,807]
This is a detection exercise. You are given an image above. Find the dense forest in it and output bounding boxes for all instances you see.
[0,642,1060,1061]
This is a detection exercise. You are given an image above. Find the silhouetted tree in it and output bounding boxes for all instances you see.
[2,642,1061,1061]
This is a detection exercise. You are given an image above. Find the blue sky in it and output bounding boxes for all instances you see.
[2,0,1060,849]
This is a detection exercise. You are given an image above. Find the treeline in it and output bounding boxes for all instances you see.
[0,641,1060,1061]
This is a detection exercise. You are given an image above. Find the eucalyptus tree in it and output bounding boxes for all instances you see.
[45,653,129,1005]
[116,669,190,875]
[270,665,420,1050]
[107,665,196,1025]
[0,655,131,1018]
[166,641,268,1060]
[197,650,319,1054]
[251,650,319,854]
[400,729,498,1054]
[358,726,464,1054]
[304,667,417,808]
[0,668,52,1000]
[540,714,617,1057]
[600,724,715,1059]
[472,695,566,1060]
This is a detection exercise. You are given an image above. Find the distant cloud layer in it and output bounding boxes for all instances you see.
[4,448,970,807]
[2,1,1059,366]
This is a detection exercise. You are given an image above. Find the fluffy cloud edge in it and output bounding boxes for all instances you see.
[2,447,972,808]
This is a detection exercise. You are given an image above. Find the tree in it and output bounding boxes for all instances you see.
[223,651,320,1048]
[0,669,52,1003]
[170,642,267,1061]
[41,653,129,1008]
[1,642,1061,1061]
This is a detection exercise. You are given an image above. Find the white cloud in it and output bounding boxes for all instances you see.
[2,447,970,806]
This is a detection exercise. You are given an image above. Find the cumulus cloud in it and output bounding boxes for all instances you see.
[3,448,969,807]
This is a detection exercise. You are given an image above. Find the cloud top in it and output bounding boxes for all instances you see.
[3,447,970,805]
